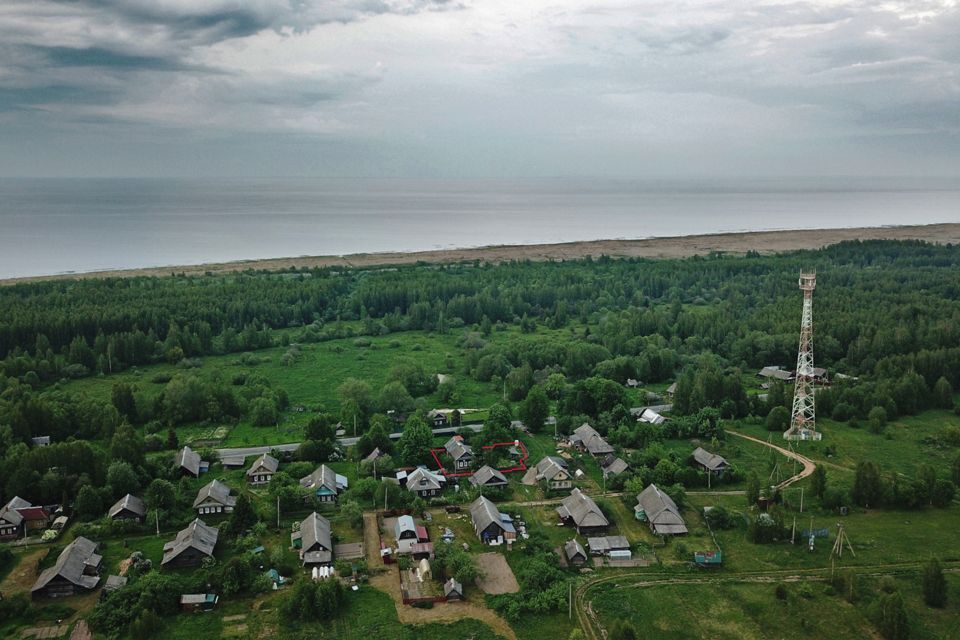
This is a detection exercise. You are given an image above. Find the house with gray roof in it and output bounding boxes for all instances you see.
[177,446,207,477]
[193,479,236,516]
[586,535,630,556]
[600,455,629,479]
[569,424,614,457]
[634,484,688,536]
[556,488,609,534]
[246,453,279,485]
[692,447,730,476]
[108,494,146,521]
[469,465,508,489]
[31,536,102,598]
[291,512,333,567]
[300,465,348,503]
[443,435,474,471]
[162,519,219,568]
[522,456,573,491]
[758,366,794,382]
[406,467,446,498]
[0,496,31,539]
[564,539,588,566]
[469,496,516,544]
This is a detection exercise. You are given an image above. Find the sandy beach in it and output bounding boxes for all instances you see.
[3,222,958,285]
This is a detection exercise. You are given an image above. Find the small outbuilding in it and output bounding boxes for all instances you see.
[692,447,729,477]
[564,539,588,566]
[180,593,219,612]
[444,578,464,601]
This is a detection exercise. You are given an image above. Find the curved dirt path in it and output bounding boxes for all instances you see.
[362,512,517,640]
[726,429,817,491]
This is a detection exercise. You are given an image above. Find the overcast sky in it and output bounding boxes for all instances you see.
[0,0,957,178]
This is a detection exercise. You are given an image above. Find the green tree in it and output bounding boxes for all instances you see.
[225,493,258,537]
[765,406,790,432]
[876,591,910,640]
[519,385,549,434]
[868,406,888,434]
[810,465,827,499]
[111,382,137,420]
[922,557,947,607]
[304,413,336,441]
[106,461,140,499]
[932,377,954,409]
[337,378,374,426]
[609,620,639,640]
[397,415,433,466]
[340,500,363,529]
[249,397,279,426]
[852,460,883,507]
[746,472,761,506]
[145,478,176,512]
[377,381,416,415]
[952,453,960,486]
[930,479,956,508]
[110,423,145,466]
[75,484,102,521]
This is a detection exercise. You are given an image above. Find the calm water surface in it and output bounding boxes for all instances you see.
[1,177,958,279]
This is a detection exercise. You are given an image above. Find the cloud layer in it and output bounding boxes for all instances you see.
[0,0,958,177]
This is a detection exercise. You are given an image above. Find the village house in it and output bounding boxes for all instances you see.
[180,593,219,612]
[291,512,333,567]
[193,479,236,516]
[564,539,588,566]
[691,447,730,477]
[586,535,630,557]
[31,536,102,598]
[522,456,573,491]
[443,435,474,471]
[600,455,629,479]
[246,453,279,485]
[634,484,688,536]
[108,494,146,522]
[177,445,208,477]
[556,488,609,534]
[444,577,464,601]
[300,465,348,503]
[636,408,666,425]
[665,382,677,400]
[469,465,508,490]
[469,496,516,545]
[405,467,446,498]
[364,447,387,464]
[569,424,614,457]
[427,409,448,428]
[162,518,219,568]
[0,496,49,540]
[758,365,794,382]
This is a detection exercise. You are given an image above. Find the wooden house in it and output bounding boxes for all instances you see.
[162,519,219,569]
[108,494,146,522]
[193,479,236,516]
[31,536,102,598]
[556,488,609,534]
[300,465,348,503]
[246,453,279,485]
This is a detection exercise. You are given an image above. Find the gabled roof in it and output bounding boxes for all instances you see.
[758,366,794,380]
[162,519,219,565]
[193,480,236,509]
[556,488,609,529]
[444,577,463,597]
[444,436,473,460]
[692,447,729,472]
[666,382,677,394]
[469,496,512,534]
[586,535,629,553]
[32,536,101,592]
[564,539,587,561]
[469,465,508,487]
[635,484,687,535]
[572,424,614,455]
[178,446,202,476]
[638,408,666,425]
[299,512,332,552]
[406,467,445,492]
[0,496,32,527]
[601,456,629,477]
[246,453,279,477]
[395,514,417,539]
[300,465,347,493]
[522,456,569,485]
[364,447,386,463]
[109,494,146,519]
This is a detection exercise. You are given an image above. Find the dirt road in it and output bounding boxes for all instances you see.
[361,511,517,639]
[726,430,817,490]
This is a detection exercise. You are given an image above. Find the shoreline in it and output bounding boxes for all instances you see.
[3,222,959,285]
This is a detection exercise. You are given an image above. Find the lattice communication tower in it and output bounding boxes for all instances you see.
[784,271,822,441]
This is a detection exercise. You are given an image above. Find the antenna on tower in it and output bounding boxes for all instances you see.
[784,271,822,441]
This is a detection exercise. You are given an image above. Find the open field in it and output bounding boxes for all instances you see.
[5,223,960,285]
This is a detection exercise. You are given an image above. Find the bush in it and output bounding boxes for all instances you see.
[775,584,788,600]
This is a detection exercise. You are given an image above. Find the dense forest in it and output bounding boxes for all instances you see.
[1,240,959,509]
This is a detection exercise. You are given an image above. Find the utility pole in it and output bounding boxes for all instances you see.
[799,487,804,513]
[277,495,280,529]
[155,509,160,536]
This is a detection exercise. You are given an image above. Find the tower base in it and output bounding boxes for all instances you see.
[783,428,822,442]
